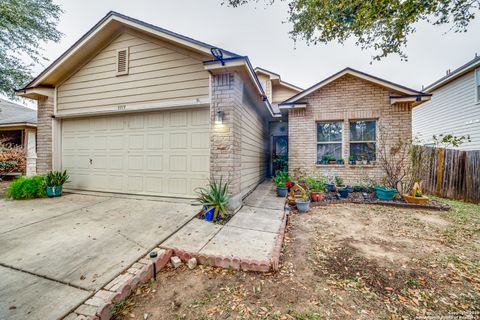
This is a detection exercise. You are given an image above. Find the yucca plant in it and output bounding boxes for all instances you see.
[195,177,230,222]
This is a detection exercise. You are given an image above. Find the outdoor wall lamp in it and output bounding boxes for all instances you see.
[215,110,224,125]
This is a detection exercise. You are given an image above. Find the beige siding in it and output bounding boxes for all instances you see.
[272,85,299,103]
[240,91,268,196]
[57,31,210,111]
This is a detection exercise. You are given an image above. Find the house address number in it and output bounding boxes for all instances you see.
[117,105,127,111]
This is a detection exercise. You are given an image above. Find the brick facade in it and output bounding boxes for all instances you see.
[288,74,412,185]
[36,96,54,174]
[210,72,268,210]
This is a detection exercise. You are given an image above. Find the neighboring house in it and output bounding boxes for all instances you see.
[0,98,37,176]
[16,11,430,207]
[413,55,480,150]
[278,68,430,183]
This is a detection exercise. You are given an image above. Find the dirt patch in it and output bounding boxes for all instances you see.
[115,202,480,320]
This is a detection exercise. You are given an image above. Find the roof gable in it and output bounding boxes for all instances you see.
[21,11,241,90]
[282,67,423,104]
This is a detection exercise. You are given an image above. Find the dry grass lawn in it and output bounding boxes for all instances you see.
[114,199,480,320]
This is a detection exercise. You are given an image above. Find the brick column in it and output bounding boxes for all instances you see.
[210,72,243,210]
[36,96,54,174]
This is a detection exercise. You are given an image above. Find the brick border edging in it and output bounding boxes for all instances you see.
[65,211,289,320]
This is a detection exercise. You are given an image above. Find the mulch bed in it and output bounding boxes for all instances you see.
[307,191,451,211]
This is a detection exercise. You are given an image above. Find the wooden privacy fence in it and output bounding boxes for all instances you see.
[419,147,480,203]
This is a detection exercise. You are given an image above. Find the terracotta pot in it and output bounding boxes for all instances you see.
[310,191,324,202]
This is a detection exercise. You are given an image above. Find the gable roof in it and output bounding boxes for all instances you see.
[0,99,36,127]
[424,54,480,92]
[20,11,242,90]
[254,67,303,92]
[281,67,426,105]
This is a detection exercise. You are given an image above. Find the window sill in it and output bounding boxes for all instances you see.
[315,164,378,168]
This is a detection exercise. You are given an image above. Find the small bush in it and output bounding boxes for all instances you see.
[0,139,26,178]
[6,176,46,200]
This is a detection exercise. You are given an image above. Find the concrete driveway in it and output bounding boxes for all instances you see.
[0,193,198,320]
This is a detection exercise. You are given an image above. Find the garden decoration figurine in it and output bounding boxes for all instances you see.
[403,182,429,204]
[288,184,310,212]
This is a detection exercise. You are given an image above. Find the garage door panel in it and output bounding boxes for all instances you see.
[62,108,209,198]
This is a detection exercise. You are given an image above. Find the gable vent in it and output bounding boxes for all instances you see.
[116,48,129,76]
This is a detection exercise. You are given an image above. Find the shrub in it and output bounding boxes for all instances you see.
[195,177,230,221]
[6,176,46,200]
[0,140,26,179]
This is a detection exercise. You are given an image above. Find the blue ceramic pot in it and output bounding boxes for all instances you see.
[296,200,310,213]
[204,207,215,221]
[277,187,288,197]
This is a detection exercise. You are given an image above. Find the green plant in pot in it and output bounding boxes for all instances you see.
[296,186,311,213]
[273,170,290,197]
[306,176,326,202]
[45,170,69,197]
[195,178,230,222]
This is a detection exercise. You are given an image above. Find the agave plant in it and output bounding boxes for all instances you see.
[195,177,230,221]
[44,170,70,187]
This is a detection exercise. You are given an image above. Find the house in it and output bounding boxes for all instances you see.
[413,55,480,150]
[0,98,37,176]
[16,11,430,208]
[278,68,430,183]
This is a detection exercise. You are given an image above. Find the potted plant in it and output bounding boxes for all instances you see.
[327,155,336,165]
[336,158,344,165]
[306,176,326,202]
[195,178,230,222]
[321,155,330,165]
[374,186,398,201]
[45,170,69,197]
[296,187,311,213]
[348,156,355,165]
[273,171,290,197]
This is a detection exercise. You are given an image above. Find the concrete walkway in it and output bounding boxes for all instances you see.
[0,194,198,320]
[161,181,284,261]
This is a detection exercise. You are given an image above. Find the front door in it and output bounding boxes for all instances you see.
[272,135,288,175]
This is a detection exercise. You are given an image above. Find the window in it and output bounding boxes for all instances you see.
[476,68,480,102]
[317,122,342,163]
[349,120,376,161]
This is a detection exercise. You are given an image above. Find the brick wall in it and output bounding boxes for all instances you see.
[210,72,268,210]
[210,73,243,209]
[36,96,54,174]
[288,74,412,185]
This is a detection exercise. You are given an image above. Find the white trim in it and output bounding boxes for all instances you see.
[0,123,36,129]
[284,69,420,104]
[55,97,210,118]
[279,105,306,109]
[475,68,480,103]
[389,96,431,104]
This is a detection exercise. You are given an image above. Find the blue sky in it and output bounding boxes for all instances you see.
[10,0,480,105]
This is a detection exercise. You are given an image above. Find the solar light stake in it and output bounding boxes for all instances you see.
[149,251,158,281]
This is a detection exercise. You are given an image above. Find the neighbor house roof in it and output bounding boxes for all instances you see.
[280,67,431,109]
[424,54,480,92]
[0,99,36,128]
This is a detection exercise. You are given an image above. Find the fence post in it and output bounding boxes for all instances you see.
[436,148,444,196]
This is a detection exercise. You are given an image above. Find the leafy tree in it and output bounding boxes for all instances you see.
[224,0,480,60]
[0,0,63,98]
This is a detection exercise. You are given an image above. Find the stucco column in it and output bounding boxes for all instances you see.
[210,72,243,210]
[24,128,37,176]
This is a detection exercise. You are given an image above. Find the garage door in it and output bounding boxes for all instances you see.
[61,108,210,198]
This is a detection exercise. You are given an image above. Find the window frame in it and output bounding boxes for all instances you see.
[316,121,343,164]
[348,119,377,162]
